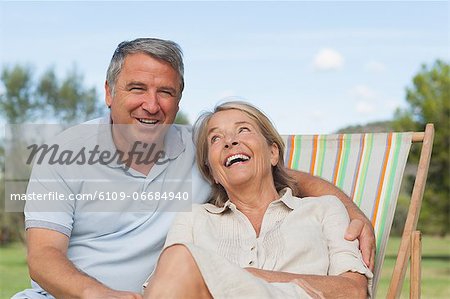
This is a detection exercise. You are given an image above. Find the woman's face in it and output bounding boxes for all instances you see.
[206,109,279,190]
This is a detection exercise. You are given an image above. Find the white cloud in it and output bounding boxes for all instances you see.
[312,109,324,119]
[365,61,386,73]
[313,48,344,71]
[349,84,377,114]
[356,101,375,114]
[349,84,377,99]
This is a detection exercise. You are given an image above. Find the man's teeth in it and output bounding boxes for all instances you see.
[138,119,158,124]
[225,154,250,167]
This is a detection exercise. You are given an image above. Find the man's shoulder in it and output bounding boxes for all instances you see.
[82,116,109,125]
[166,124,194,155]
[171,124,193,138]
[52,116,109,146]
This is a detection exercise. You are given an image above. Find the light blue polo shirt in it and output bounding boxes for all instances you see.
[14,117,211,298]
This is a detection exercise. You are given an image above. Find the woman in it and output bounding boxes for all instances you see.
[144,101,372,298]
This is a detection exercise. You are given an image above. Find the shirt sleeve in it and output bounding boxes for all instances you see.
[164,205,200,247]
[320,196,373,297]
[24,160,76,237]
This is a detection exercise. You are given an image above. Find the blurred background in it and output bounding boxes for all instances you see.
[0,1,448,298]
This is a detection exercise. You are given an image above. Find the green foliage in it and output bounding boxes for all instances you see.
[0,64,106,245]
[37,68,103,123]
[174,111,190,125]
[394,59,450,236]
[0,65,105,124]
[336,120,394,134]
[0,65,43,123]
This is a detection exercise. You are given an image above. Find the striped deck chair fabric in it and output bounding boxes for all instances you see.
[282,132,413,296]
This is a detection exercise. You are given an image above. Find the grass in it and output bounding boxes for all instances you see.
[376,235,450,298]
[0,242,28,299]
[0,236,449,298]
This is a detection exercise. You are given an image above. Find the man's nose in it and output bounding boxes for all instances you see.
[141,93,160,114]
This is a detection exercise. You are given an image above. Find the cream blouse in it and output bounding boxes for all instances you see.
[164,188,373,296]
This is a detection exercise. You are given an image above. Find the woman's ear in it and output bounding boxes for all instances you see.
[270,143,280,166]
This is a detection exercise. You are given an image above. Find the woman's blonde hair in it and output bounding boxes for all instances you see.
[193,101,297,207]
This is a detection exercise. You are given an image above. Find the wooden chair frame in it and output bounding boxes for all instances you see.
[387,124,434,299]
[284,124,434,298]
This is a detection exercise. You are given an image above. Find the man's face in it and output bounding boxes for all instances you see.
[105,52,181,147]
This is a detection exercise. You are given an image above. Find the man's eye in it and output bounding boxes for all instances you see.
[130,87,144,91]
[159,90,174,97]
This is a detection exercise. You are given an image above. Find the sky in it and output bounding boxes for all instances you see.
[0,1,448,134]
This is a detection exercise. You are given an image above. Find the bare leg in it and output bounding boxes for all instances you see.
[144,244,212,299]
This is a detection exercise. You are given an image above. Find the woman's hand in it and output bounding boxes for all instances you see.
[244,268,367,299]
[244,268,325,299]
[244,267,274,282]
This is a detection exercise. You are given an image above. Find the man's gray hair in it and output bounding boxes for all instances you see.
[106,38,184,97]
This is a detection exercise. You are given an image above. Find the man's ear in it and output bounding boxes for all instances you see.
[270,143,280,166]
[105,81,112,108]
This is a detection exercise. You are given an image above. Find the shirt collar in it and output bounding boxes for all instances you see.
[272,188,300,210]
[204,187,300,214]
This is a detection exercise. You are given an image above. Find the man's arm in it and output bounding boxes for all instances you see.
[27,228,142,299]
[286,169,375,270]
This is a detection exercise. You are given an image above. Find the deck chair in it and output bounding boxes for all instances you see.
[282,124,434,298]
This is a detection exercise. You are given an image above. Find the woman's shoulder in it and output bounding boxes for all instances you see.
[190,203,222,214]
[297,194,348,215]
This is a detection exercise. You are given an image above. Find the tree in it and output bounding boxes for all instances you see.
[175,111,190,125]
[37,68,103,123]
[394,59,449,236]
[0,64,105,244]
[0,65,105,123]
[0,65,44,123]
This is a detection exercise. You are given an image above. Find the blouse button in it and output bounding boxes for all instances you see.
[250,245,255,251]
[248,261,254,265]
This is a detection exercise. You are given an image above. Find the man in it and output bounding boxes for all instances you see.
[13,38,374,298]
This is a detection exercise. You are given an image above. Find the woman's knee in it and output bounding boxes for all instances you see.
[161,244,193,262]
[157,244,197,273]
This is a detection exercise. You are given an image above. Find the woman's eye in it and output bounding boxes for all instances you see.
[210,136,220,143]
[238,127,250,133]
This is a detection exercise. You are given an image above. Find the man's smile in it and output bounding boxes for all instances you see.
[137,118,159,125]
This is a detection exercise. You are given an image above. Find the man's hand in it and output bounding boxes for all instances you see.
[345,218,376,271]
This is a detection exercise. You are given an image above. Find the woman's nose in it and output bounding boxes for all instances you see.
[224,140,239,148]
